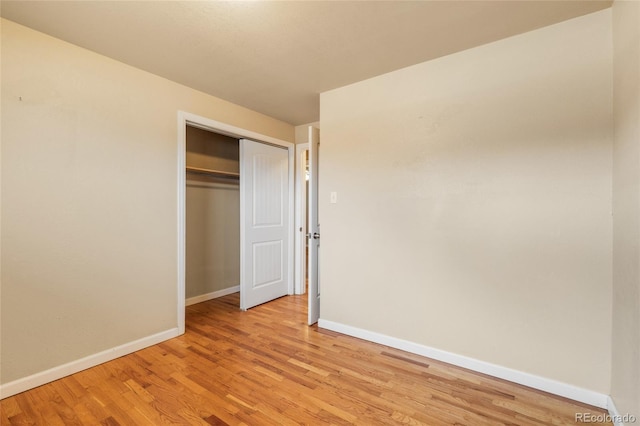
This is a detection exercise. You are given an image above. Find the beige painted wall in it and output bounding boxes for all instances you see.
[612,0,640,420]
[186,127,240,299]
[0,19,293,384]
[320,10,612,393]
[294,121,320,144]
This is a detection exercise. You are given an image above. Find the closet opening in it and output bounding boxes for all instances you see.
[177,111,295,333]
[185,125,241,309]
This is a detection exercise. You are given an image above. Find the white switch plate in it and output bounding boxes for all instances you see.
[330,192,337,203]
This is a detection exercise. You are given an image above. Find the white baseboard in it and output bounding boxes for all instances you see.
[0,327,181,399]
[608,396,621,426]
[185,285,239,306]
[318,319,609,409]
[607,396,637,426]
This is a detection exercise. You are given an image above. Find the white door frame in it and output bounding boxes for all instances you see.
[294,143,309,295]
[177,111,295,334]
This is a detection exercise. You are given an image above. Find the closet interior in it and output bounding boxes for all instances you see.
[185,125,240,307]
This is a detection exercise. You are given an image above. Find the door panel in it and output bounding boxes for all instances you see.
[241,139,289,310]
[308,127,320,325]
[253,241,283,288]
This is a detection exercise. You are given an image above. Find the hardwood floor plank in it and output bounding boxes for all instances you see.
[1,293,611,425]
[0,397,21,418]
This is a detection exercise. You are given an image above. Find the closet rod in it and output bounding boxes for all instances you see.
[186,166,240,179]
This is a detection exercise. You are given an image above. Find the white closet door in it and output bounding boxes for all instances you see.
[240,139,290,310]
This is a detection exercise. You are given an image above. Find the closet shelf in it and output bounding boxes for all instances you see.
[186,166,240,179]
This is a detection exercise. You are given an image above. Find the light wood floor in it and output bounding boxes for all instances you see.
[1,293,610,425]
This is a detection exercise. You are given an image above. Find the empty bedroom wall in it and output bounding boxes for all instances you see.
[320,9,613,394]
[1,18,293,387]
[611,0,640,420]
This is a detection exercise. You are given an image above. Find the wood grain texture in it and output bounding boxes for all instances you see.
[1,293,611,425]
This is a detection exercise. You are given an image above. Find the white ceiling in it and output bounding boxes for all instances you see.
[0,1,611,125]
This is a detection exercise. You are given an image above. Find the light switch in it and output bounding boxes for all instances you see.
[330,192,338,204]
